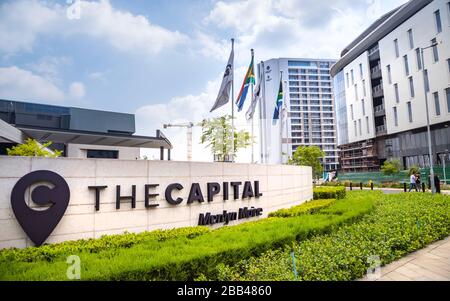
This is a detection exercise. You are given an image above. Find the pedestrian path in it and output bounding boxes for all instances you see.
[361,236,450,281]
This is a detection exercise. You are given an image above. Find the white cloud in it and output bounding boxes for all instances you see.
[69,82,86,99]
[135,68,256,163]
[27,56,72,85]
[202,0,408,63]
[88,72,106,82]
[0,66,65,102]
[0,0,187,55]
[0,0,60,53]
[0,66,87,103]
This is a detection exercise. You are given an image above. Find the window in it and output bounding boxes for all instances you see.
[446,88,450,113]
[409,77,415,98]
[351,69,354,85]
[354,120,357,137]
[366,116,370,134]
[393,107,398,127]
[354,84,358,100]
[434,10,442,33]
[404,55,409,76]
[433,92,441,116]
[394,83,400,103]
[407,102,413,123]
[424,70,430,92]
[358,119,362,136]
[87,150,119,159]
[362,99,365,116]
[432,38,439,62]
[407,29,414,49]
[448,59,450,74]
[350,104,354,120]
[387,65,392,84]
[346,73,349,88]
[362,79,366,96]
[394,39,399,58]
[359,63,363,79]
[416,48,422,70]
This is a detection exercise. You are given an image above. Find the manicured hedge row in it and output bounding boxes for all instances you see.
[313,186,346,200]
[216,192,450,281]
[0,227,210,263]
[0,191,377,280]
[268,199,335,218]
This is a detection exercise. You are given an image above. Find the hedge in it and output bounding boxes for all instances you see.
[0,191,377,280]
[0,227,210,263]
[216,192,450,281]
[313,186,346,200]
[268,199,335,218]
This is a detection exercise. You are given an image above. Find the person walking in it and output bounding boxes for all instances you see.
[409,173,416,192]
[415,173,421,192]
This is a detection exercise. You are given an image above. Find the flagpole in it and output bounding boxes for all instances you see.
[279,70,283,164]
[231,38,235,163]
[258,61,265,164]
[284,80,289,164]
[250,49,255,164]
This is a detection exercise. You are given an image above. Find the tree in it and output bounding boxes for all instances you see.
[409,165,420,175]
[7,139,62,158]
[200,115,253,162]
[381,159,402,176]
[288,146,325,179]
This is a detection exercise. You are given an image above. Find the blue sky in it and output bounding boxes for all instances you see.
[0,0,408,161]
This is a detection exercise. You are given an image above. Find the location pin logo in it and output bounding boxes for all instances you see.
[11,170,70,246]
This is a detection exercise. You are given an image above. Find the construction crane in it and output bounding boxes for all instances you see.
[163,122,195,161]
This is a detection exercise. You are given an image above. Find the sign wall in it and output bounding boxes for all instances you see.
[0,157,313,249]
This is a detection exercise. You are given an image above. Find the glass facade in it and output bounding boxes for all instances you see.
[333,70,349,146]
[287,59,338,171]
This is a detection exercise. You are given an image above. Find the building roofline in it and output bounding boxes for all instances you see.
[262,58,338,63]
[0,99,134,117]
[330,0,433,77]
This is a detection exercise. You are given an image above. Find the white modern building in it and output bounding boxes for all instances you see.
[331,0,450,172]
[258,58,339,172]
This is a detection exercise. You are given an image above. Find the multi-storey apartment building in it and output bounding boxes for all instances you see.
[259,58,339,171]
[331,0,450,172]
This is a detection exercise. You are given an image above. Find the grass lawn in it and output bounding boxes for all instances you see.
[1,190,449,281]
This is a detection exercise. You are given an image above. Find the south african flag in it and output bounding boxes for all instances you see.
[272,75,283,123]
[236,56,255,112]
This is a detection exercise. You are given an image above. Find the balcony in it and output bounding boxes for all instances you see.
[375,124,387,136]
[371,64,382,80]
[374,103,385,117]
[372,83,384,98]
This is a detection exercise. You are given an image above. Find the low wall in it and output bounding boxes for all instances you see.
[0,157,313,249]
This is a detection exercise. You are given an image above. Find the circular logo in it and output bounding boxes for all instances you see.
[11,170,70,246]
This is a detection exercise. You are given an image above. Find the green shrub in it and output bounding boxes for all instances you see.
[216,192,450,281]
[313,186,346,200]
[269,199,335,218]
[0,226,210,264]
[0,191,377,280]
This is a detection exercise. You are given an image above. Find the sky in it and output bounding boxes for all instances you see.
[0,0,409,162]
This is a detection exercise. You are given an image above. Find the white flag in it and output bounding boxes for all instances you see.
[210,48,234,112]
[245,68,261,120]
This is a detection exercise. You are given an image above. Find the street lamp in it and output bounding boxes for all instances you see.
[420,41,439,194]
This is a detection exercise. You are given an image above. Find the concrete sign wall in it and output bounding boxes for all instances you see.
[0,157,313,249]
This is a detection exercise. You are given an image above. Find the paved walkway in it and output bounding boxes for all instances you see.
[361,236,450,281]
[346,187,450,195]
